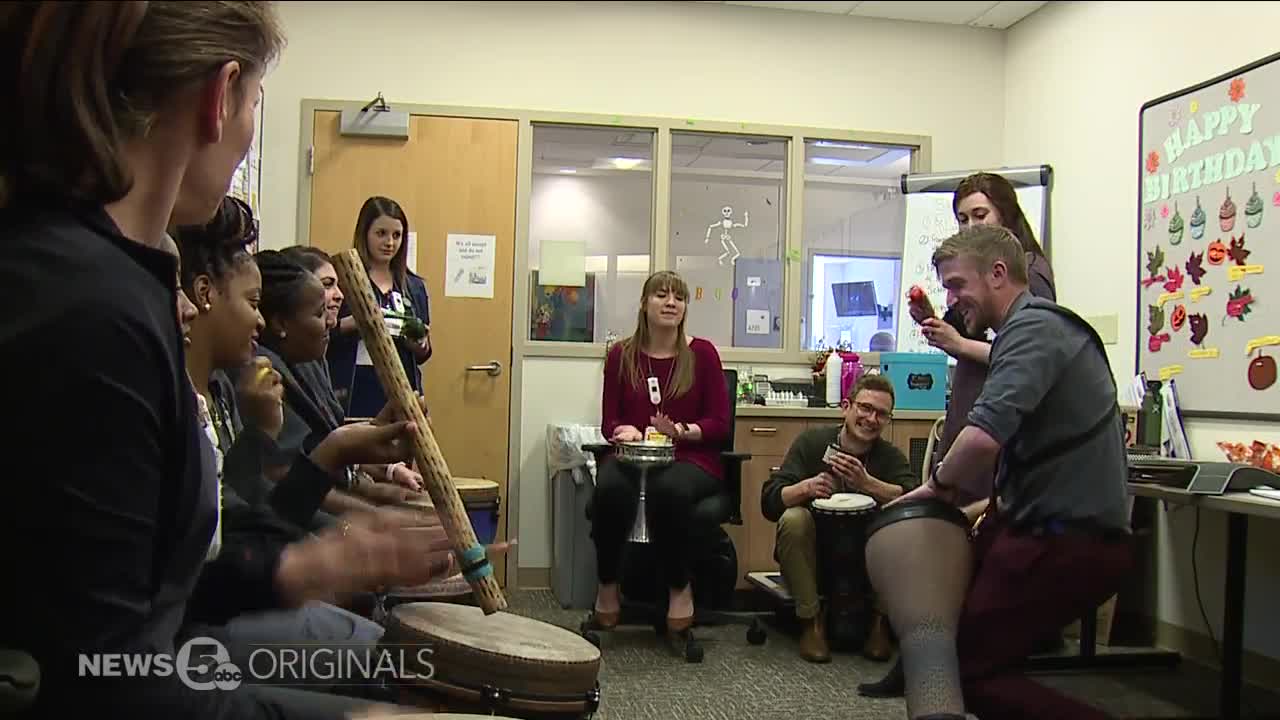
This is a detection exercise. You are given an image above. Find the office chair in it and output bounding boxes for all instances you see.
[0,650,39,713]
[579,368,769,663]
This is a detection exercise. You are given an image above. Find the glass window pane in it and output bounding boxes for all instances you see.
[799,139,912,352]
[667,132,788,349]
[529,124,654,342]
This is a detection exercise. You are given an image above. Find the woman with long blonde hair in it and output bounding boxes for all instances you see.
[588,271,730,637]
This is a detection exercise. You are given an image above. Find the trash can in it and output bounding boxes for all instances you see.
[547,423,605,610]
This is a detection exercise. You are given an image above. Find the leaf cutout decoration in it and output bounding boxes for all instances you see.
[1185,252,1206,285]
[1148,304,1165,335]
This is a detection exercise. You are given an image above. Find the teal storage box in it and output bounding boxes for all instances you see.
[878,352,948,410]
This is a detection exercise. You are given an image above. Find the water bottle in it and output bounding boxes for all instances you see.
[824,351,842,407]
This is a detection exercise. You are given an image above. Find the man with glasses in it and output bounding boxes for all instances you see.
[761,374,918,663]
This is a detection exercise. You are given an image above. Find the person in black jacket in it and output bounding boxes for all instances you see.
[0,4,474,718]
[254,250,425,514]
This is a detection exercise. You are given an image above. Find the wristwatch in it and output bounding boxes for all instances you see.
[930,466,955,492]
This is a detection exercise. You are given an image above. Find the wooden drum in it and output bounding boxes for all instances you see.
[456,477,501,546]
[383,602,602,718]
[812,492,879,650]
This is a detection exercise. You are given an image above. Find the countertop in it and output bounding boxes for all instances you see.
[735,405,944,421]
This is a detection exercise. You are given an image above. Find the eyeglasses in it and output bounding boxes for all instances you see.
[854,401,893,422]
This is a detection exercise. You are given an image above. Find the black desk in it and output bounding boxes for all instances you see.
[1122,482,1280,720]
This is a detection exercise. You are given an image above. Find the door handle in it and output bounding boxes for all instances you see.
[466,360,502,377]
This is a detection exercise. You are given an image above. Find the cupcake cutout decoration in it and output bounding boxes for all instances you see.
[1168,202,1184,245]
[1246,182,1263,228]
[1190,196,1206,240]
[1220,188,1236,232]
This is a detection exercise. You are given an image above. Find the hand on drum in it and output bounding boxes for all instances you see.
[611,425,643,442]
[386,462,425,491]
[889,475,956,507]
[650,412,680,439]
[355,482,422,506]
[277,506,514,606]
[803,472,837,500]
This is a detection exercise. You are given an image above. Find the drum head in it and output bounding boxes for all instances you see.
[396,603,599,663]
[454,477,498,504]
[813,492,876,513]
[387,573,472,603]
[866,498,966,539]
[386,602,600,700]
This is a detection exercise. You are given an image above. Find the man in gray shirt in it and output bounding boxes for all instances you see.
[891,225,1132,720]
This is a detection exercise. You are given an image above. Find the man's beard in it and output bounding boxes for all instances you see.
[942,305,987,341]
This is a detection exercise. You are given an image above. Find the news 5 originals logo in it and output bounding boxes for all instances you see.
[78,636,244,691]
[79,638,436,691]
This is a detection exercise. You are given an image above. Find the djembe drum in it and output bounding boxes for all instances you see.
[865,499,973,720]
[614,440,675,544]
[383,602,602,718]
[811,492,878,650]
[455,477,501,545]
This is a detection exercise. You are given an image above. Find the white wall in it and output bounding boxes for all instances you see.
[1005,0,1280,666]
[262,0,1005,248]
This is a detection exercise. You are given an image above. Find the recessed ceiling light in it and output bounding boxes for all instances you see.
[559,168,577,174]
[610,157,645,169]
[814,140,873,150]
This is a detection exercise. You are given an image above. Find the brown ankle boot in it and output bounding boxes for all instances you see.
[799,609,831,663]
[863,610,892,662]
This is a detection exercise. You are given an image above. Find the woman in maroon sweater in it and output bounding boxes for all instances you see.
[590,271,730,635]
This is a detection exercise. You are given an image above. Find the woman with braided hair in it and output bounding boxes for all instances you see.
[254,249,425,516]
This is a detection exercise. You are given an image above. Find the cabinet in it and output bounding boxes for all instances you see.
[728,409,942,589]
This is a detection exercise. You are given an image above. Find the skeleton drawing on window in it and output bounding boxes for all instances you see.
[706,205,749,265]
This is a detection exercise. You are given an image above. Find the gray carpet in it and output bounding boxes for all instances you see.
[499,589,1280,720]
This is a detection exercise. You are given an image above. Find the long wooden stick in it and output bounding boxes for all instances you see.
[332,249,507,614]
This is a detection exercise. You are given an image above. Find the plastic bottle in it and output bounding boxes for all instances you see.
[824,351,842,407]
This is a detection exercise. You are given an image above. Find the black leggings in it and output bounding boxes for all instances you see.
[590,459,722,590]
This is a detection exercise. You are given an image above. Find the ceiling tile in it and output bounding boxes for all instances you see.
[967,0,1048,28]
[848,1,1000,25]
[726,1,861,14]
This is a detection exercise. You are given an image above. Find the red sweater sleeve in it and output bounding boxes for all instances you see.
[692,339,730,446]
[601,344,625,439]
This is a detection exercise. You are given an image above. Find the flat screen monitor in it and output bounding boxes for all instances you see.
[832,280,877,318]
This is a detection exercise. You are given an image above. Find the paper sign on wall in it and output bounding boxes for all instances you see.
[538,240,586,287]
[746,276,762,288]
[405,232,418,275]
[746,309,770,335]
[445,233,496,298]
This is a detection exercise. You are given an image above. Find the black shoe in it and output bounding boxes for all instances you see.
[856,656,904,697]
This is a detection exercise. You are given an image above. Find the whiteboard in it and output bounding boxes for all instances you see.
[895,178,1048,355]
[1136,51,1280,420]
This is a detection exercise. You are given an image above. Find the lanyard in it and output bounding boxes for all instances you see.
[644,354,676,413]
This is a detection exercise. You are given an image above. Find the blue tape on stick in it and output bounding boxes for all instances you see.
[459,544,492,582]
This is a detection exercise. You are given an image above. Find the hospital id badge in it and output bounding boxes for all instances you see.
[646,376,662,405]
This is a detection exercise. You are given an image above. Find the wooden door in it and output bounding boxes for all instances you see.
[308,111,518,584]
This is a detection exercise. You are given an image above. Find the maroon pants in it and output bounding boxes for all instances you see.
[957,514,1133,720]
